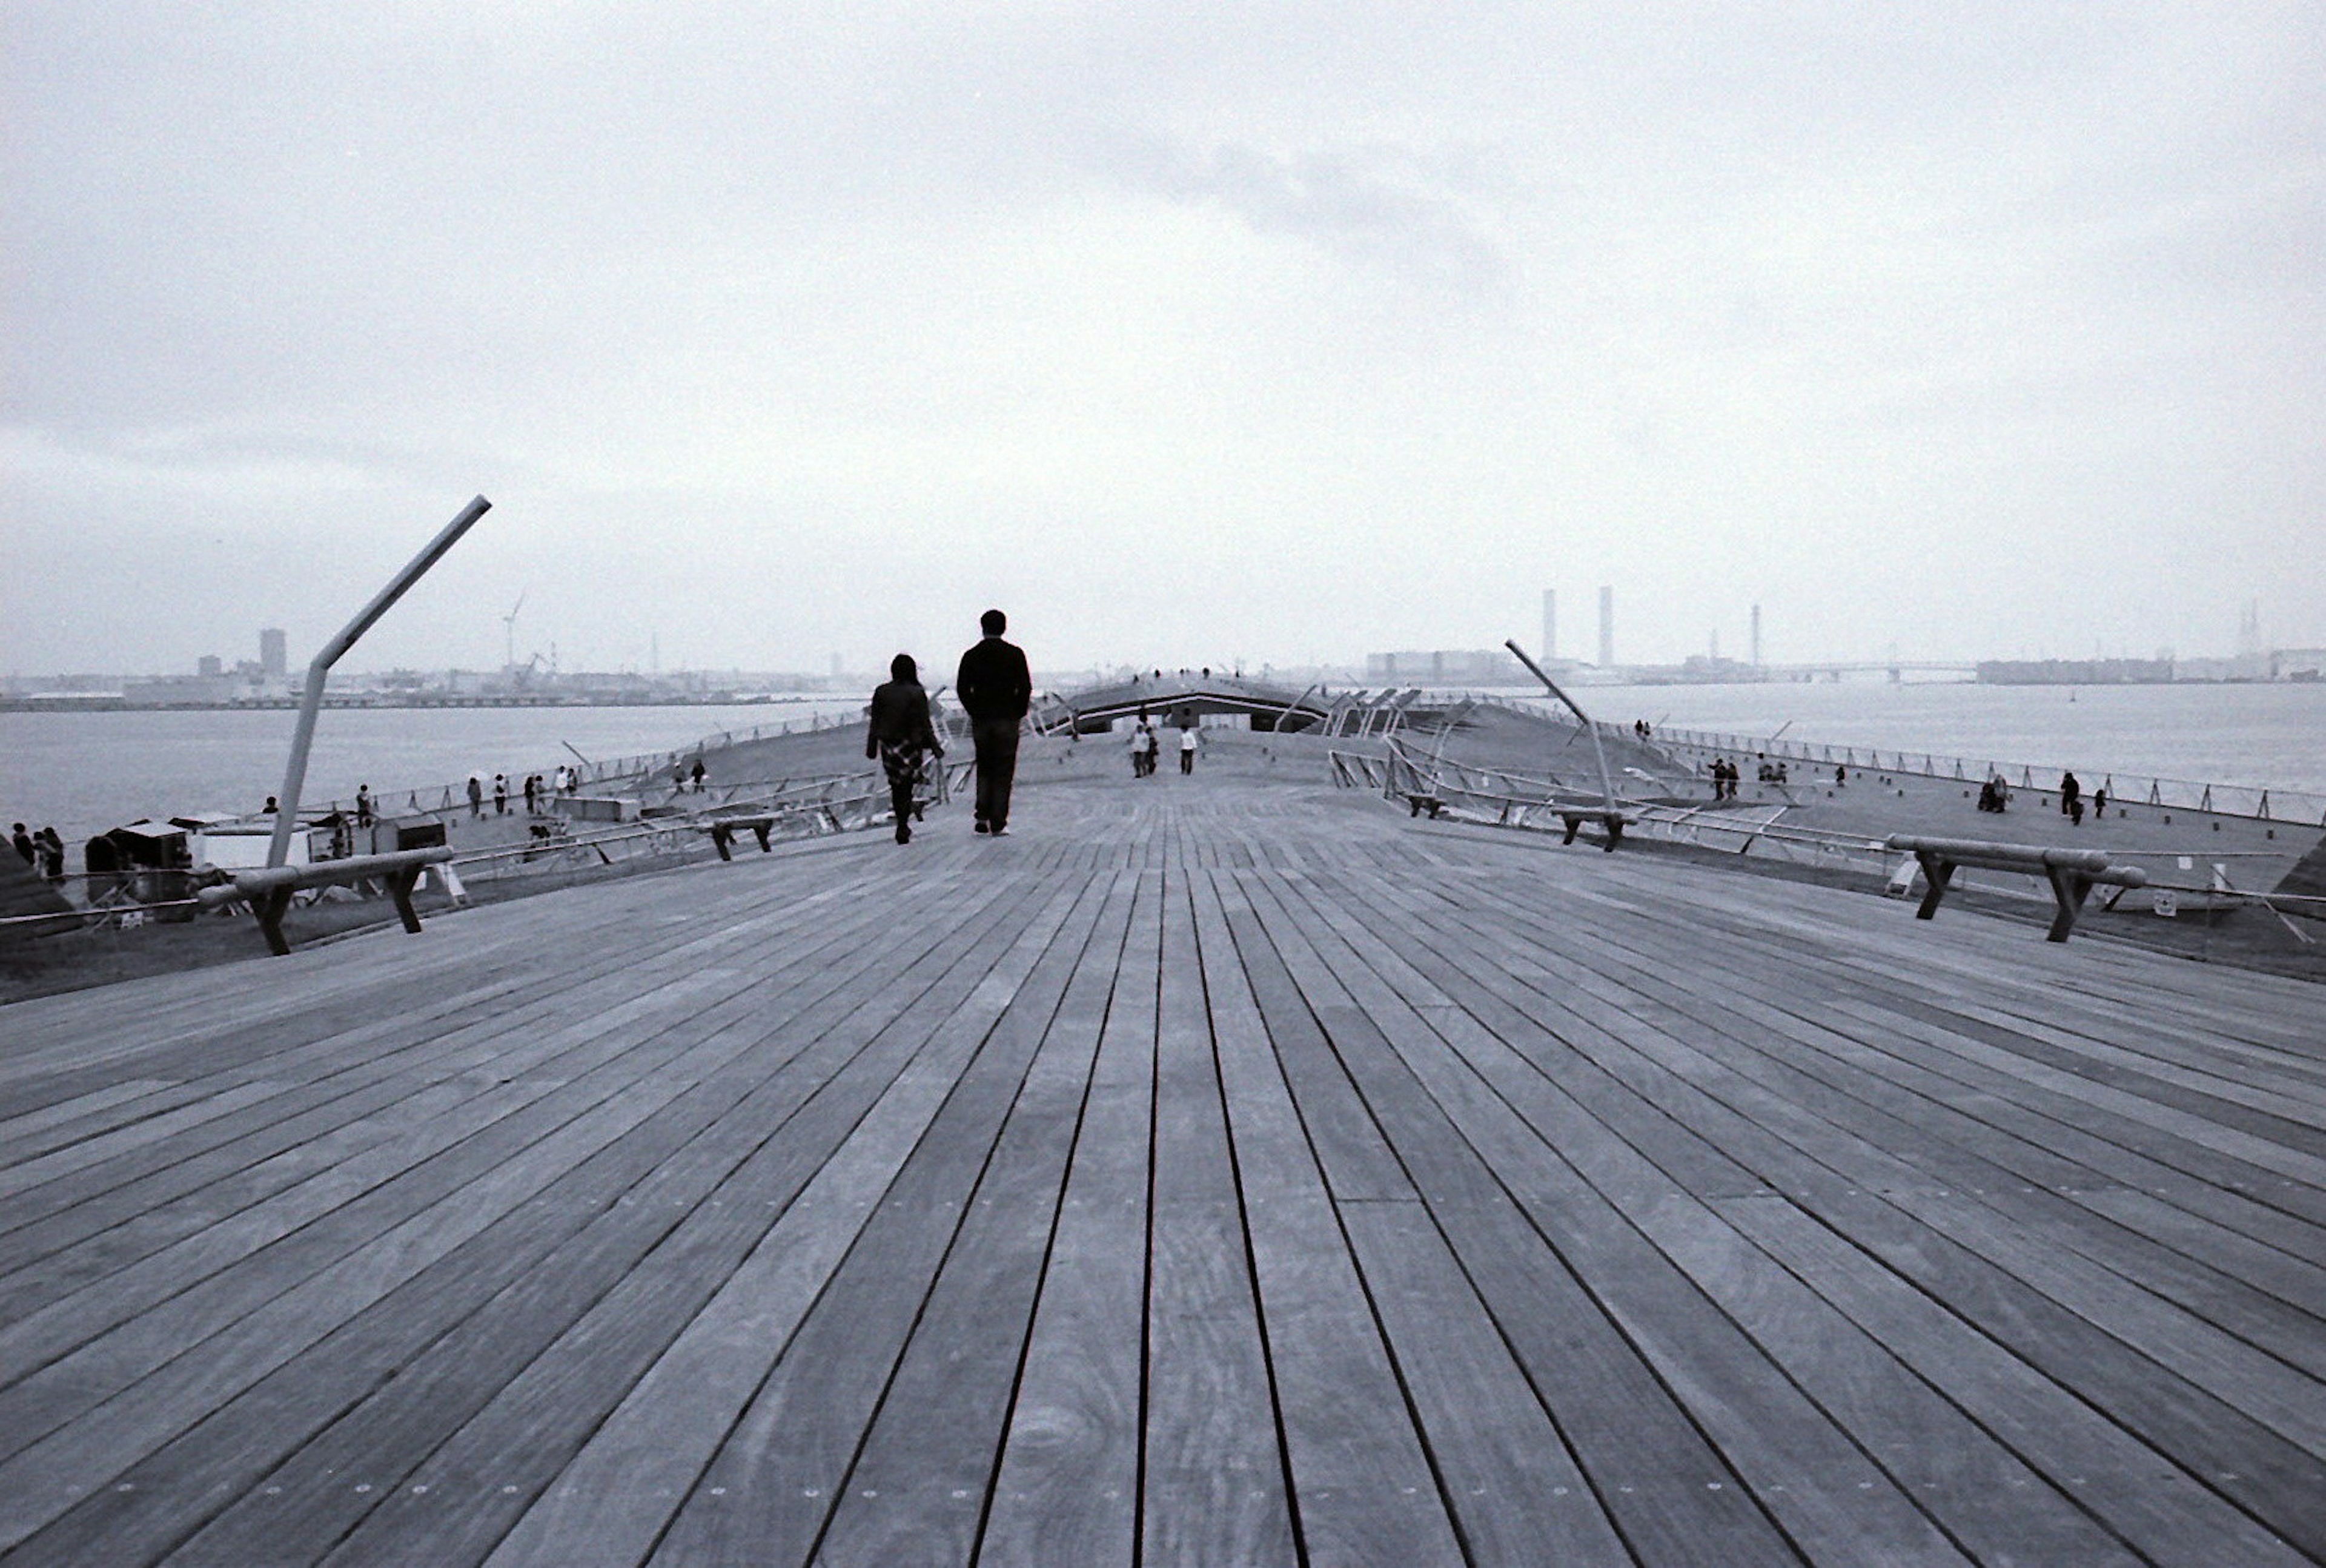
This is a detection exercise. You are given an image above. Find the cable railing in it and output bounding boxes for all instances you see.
[1331,741,2326,925]
[5,750,975,937]
[1637,726,2325,827]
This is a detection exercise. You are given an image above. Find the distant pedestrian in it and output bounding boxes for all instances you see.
[262,795,280,815]
[1834,764,1847,788]
[355,784,373,827]
[1128,723,1147,779]
[1179,724,1199,774]
[35,827,65,884]
[866,653,944,845]
[2059,770,2081,823]
[2092,786,2106,821]
[494,773,509,815]
[468,776,483,818]
[956,609,1032,836]
[10,823,33,865]
[690,758,706,793]
[1141,723,1161,778]
[522,774,538,813]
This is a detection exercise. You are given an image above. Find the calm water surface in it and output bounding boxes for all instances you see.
[3,682,2320,843]
[1583,680,2324,798]
[0,701,863,843]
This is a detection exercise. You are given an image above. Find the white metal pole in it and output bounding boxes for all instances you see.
[267,497,492,868]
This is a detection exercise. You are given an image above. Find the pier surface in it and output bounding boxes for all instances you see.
[2,774,2321,1566]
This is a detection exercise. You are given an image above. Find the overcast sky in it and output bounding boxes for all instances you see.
[5,1,2320,677]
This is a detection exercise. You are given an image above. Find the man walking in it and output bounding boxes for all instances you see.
[956,607,1032,836]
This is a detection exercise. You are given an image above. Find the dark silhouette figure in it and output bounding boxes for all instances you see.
[10,823,33,865]
[2060,771,2082,826]
[956,609,1032,836]
[691,758,706,793]
[494,773,509,815]
[35,827,65,883]
[2092,787,2106,821]
[867,653,944,844]
[468,776,484,818]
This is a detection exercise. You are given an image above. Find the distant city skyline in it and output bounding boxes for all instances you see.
[5,589,2312,689]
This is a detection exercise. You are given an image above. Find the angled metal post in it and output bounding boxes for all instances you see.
[268,497,493,868]
[1505,640,1621,827]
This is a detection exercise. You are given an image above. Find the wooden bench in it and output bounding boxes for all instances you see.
[1559,809,1633,851]
[195,846,456,956]
[1884,833,2148,942]
[704,816,778,859]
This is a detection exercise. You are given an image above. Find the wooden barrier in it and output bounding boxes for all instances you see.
[196,846,455,956]
[1885,833,2147,942]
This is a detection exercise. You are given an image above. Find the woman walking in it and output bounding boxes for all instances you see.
[867,654,945,844]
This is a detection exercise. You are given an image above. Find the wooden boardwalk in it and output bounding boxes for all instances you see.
[1,774,2321,1566]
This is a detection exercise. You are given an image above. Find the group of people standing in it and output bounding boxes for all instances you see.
[866,608,1032,845]
[461,770,571,818]
[10,822,66,884]
[1125,718,1199,778]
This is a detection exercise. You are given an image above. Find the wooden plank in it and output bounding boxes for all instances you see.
[978,871,1158,1567]
[1246,870,1839,1566]
[789,876,1126,1566]
[368,874,1093,1568]
[1319,852,2326,1553]
[639,882,1103,1568]
[1135,870,1295,1567]
[138,875,1070,1566]
[1201,870,1466,1566]
[0,864,980,1326]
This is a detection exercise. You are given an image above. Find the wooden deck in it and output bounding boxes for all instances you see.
[1,774,2321,1566]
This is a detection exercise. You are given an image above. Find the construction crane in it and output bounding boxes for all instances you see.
[502,590,526,671]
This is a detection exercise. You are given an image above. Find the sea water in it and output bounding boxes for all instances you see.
[0,701,864,845]
[2,681,2320,846]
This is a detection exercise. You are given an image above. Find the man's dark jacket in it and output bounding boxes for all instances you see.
[956,637,1032,723]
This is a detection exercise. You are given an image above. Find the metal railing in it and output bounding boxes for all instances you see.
[1642,726,2326,827]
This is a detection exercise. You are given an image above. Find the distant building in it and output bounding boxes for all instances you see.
[198,655,222,678]
[1366,649,1526,684]
[1975,659,2173,686]
[260,627,288,677]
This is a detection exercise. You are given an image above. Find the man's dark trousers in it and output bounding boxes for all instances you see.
[972,718,1021,831]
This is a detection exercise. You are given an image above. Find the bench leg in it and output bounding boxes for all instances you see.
[1602,814,1623,852]
[1913,853,1954,921]
[255,887,294,957]
[388,868,425,935]
[1561,816,1582,845]
[2044,868,2093,942]
[752,823,772,853]
[710,825,734,861]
